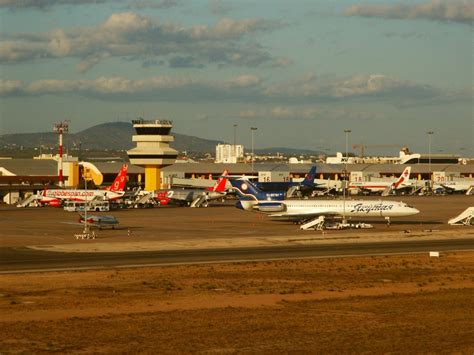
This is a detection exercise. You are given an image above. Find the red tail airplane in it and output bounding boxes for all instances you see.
[156,170,228,207]
[38,164,128,206]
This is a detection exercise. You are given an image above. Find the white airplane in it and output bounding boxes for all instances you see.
[155,170,229,207]
[78,214,119,229]
[230,178,419,227]
[38,164,128,206]
[349,167,412,194]
[434,180,474,194]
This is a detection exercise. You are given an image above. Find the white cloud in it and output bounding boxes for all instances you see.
[226,74,262,88]
[0,12,284,71]
[344,0,474,24]
[1,73,460,109]
[0,80,22,95]
[262,73,436,100]
[238,106,381,121]
[0,0,180,10]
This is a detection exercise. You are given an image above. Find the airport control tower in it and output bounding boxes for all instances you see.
[127,118,178,191]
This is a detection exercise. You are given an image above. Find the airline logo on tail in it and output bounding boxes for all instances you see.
[106,164,128,192]
[393,166,411,189]
[302,166,317,187]
[230,178,285,201]
[207,170,228,192]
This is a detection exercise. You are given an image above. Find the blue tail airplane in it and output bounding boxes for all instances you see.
[230,178,285,211]
[230,176,420,224]
[255,166,320,197]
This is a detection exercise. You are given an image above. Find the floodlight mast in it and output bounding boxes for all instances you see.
[53,120,69,187]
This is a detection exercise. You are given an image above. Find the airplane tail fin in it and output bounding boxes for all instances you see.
[229,178,265,201]
[230,177,285,201]
[106,164,128,192]
[393,166,411,189]
[207,170,228,192]
[302,166,317,187]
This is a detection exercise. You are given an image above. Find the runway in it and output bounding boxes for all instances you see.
[1,238,474,273]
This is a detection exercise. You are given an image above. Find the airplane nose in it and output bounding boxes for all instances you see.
[412,207,420,214]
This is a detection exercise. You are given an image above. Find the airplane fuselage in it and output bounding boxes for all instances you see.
[240,199,419,220]
[434,181,474,192]
[159,189,225,204]
[41,189,124,202]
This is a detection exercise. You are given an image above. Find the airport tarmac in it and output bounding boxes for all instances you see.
[1,195,473,253]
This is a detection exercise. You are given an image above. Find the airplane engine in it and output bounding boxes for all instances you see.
[48,200,61,207]
[155,191,170,206]
[158,198,169,206]
[256,202,286,212]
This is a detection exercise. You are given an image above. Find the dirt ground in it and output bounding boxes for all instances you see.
[1,252,473,353]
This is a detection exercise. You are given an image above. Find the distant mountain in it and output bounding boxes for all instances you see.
[0,122,224,153]
[0,121,320,155]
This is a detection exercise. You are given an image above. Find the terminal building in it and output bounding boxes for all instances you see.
[326,148,463,165]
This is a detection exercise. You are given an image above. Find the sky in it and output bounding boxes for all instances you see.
[0,0,472,155]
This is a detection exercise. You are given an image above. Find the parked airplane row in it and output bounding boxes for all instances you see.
[15,163,473,233]
[16,163,472,211]
[17,164,231,209]
[16,164,130,208]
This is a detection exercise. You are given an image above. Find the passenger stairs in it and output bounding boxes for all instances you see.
[16,194,40,208]
[134,192,156,207]
[381,187,392,197]
[448,207,474,225]
[410,185,424,195]
[300,216,326,230]
[190,194,209,208]
[286,186,299,198]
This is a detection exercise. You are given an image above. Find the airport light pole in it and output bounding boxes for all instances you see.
[343,129,352,224]
[251,127,258,173]
[233,124,237,163]
[427,131,434,190]
[83,168,90,234]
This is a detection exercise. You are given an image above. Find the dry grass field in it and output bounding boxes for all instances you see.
[1,252,473,353]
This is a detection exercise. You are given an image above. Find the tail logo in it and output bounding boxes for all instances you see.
[241,183,248,191]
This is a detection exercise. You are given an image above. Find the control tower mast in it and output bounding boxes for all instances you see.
[127,118,178,191]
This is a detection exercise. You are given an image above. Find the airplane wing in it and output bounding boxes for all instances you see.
[268,210,341,221]
[440,184,457,192]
